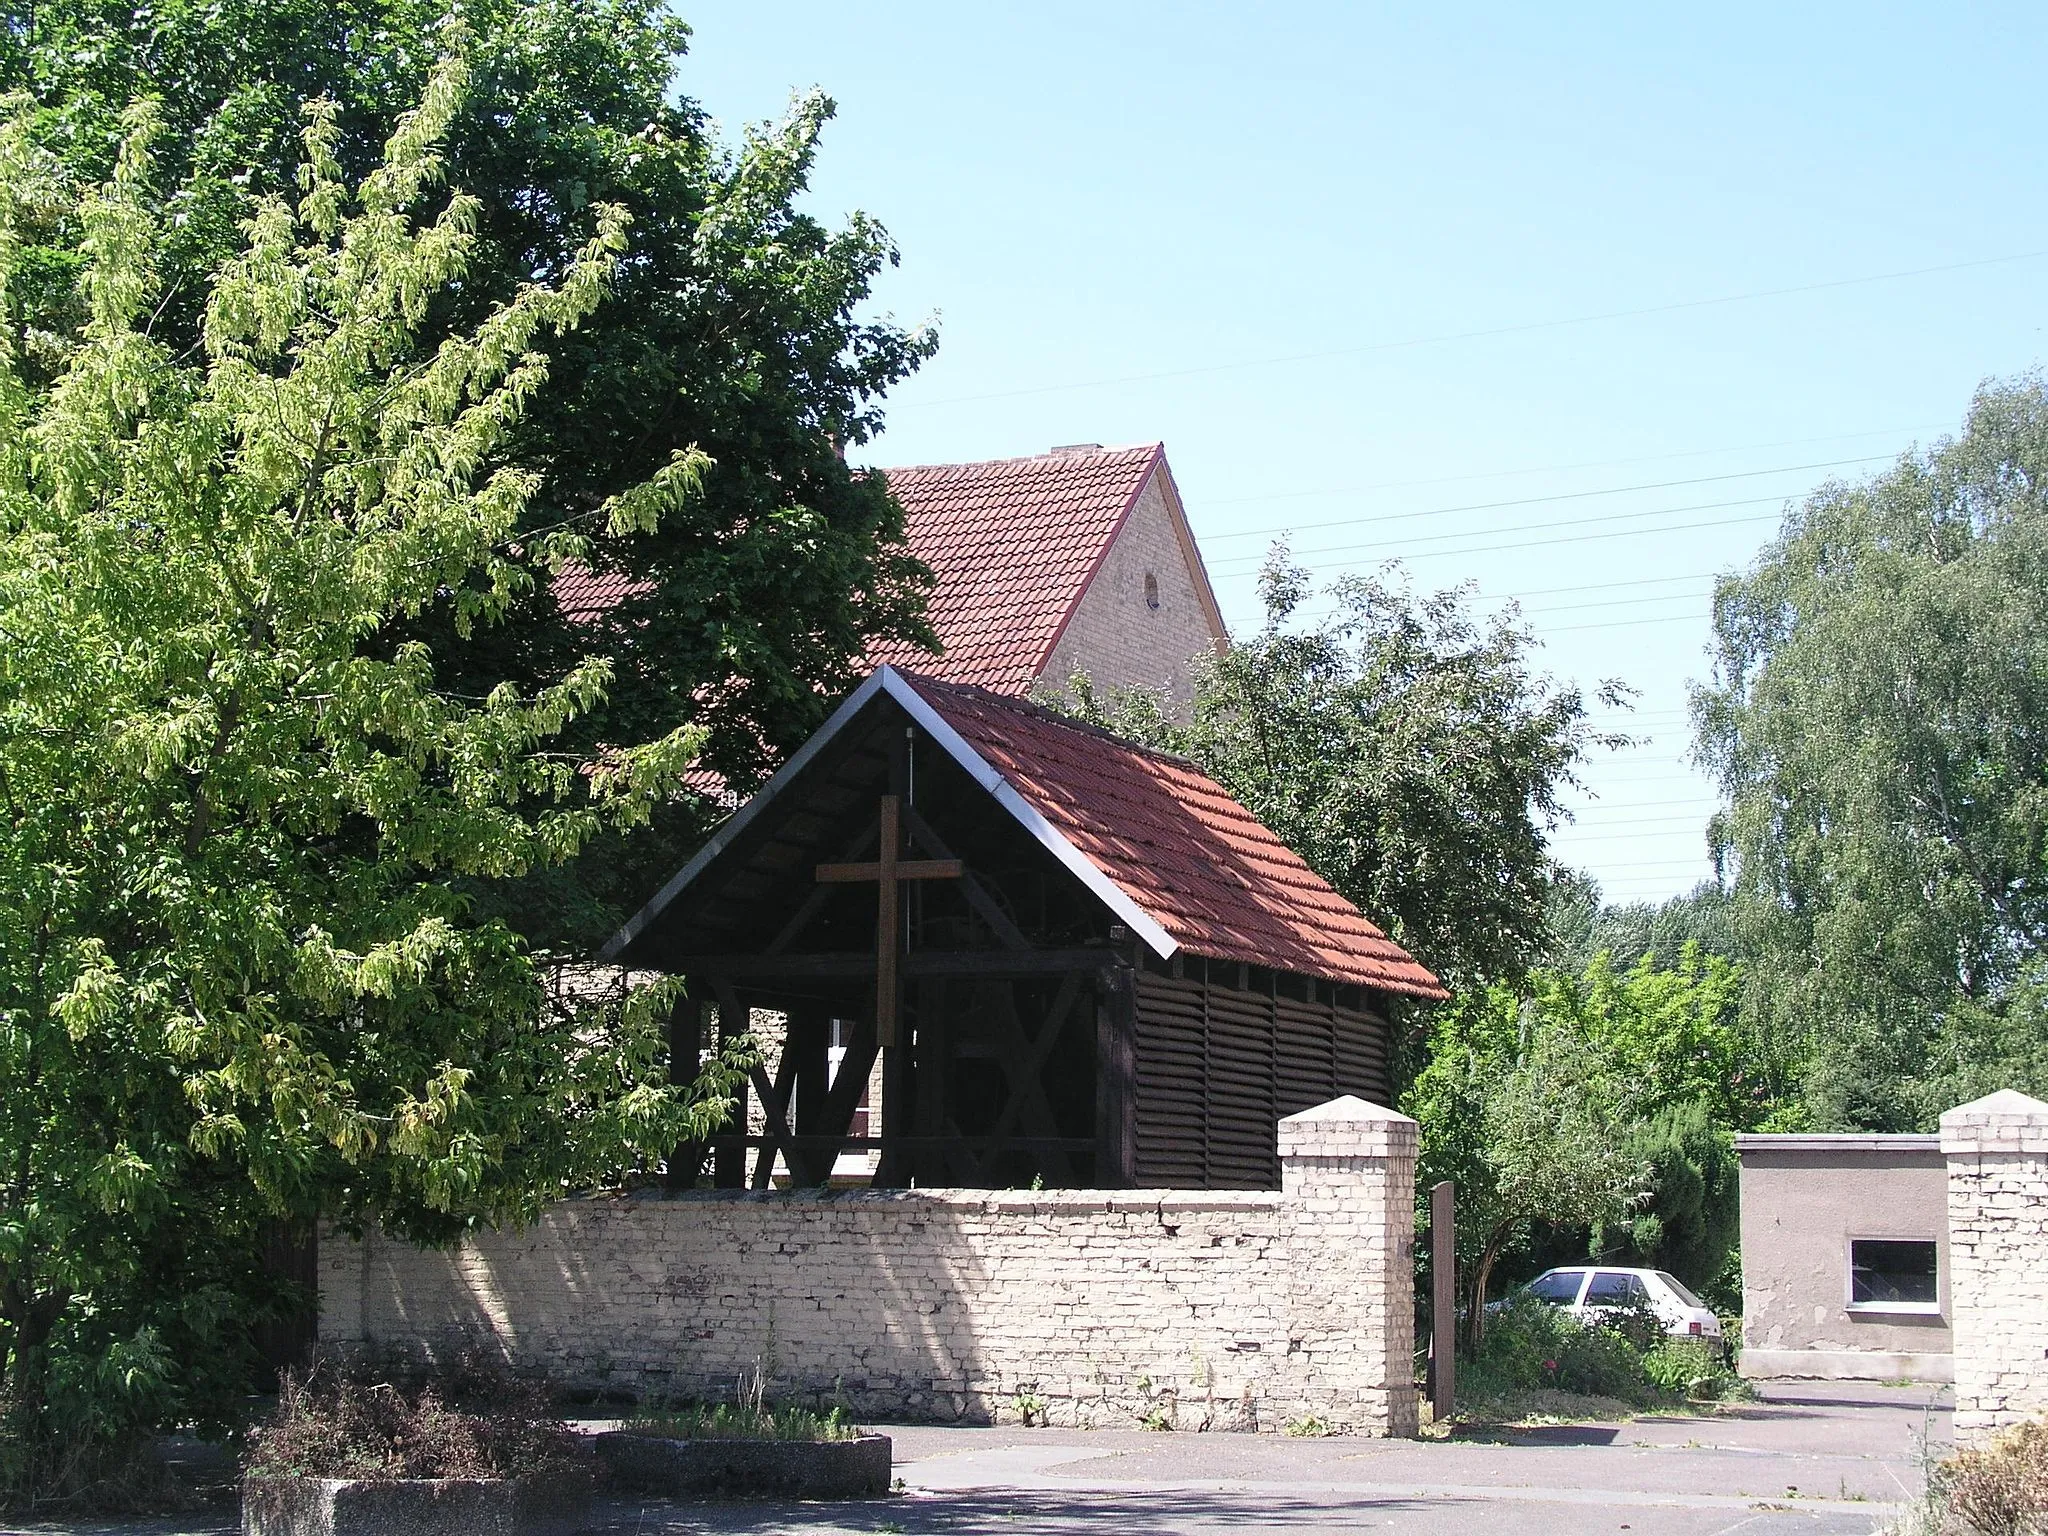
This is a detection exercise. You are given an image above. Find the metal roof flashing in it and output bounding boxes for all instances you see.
[598,670,892,963]
[1733,1133,1943,1154]
[881,669,1180,961]
[599,666,1179,966]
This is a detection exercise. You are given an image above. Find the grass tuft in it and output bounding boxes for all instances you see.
[618,1401,860,1443]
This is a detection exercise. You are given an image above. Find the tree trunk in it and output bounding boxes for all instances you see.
[0,1269,71,1474]
[1463,1222,1513,1355]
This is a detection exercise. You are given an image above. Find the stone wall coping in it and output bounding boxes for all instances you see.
[611,1187,1287,1214]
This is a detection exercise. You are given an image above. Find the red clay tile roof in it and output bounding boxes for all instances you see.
[868,444,1163,693]
[549,445,1164,690]
[553,563,655,622]
[904,672,1446,999]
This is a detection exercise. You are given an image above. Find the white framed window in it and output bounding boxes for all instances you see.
[1845,1236,1941,1315]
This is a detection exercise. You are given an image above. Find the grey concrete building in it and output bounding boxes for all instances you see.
[1735,1133,1952,1382]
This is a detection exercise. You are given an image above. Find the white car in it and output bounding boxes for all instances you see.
[1518,1266,1724,1341]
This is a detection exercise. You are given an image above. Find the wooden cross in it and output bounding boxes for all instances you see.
[815,794,961,1048]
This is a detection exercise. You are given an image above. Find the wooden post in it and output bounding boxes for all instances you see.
[788,1009,831,1185]
[874,794,900,1044]
[876,1008,911,1188]
[664,993,704,1192]
[1093,963,1137,1187]
[712,989,748,1189]
[1429,1179,1456,1423]
[814,793,962,1049]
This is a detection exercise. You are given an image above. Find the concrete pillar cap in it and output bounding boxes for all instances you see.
[1940,1088,2048,1154]
[1279,1094,1416,1127]
[1277,1095,1418,1158]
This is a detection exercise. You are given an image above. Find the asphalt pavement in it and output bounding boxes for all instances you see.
[3,1379,1951,1536]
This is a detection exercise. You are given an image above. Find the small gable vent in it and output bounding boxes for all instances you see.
[1145,573,1161,610]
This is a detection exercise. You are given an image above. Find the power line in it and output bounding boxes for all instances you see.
[1546,610,1710,636]
[1515,589,1713,620]
[1494,570,1722,600]
[1212,507,1784,572]
[1208,491,1793,573]
[1219,568,1744,647]
[1199,453,1886,539]
[1564,782,1712,794]
[1578,856,1723,871]
[898,250,2048,408]
[1264,571,1725,636]
[1564,806,1728,819]
[1563,817,1714,833]
[1565,832,1712,845]
[1198,429,1943,509]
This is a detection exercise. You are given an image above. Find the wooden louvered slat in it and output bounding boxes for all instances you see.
[1132,968,1391,1190]
[1131,971,1209,1188]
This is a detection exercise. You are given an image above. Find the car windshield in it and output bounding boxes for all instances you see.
[1523,1270,1584,1303]
[1654,1271,1709,1310]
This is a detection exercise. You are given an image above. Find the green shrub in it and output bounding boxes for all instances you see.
[1471,1293,1586,1390]
[619,1401,858,1444]
[1641,1338,1742,1400]
[1464,1294,1743,1411]
[1551,1319,1653,1400]
[0,1323,200,1515]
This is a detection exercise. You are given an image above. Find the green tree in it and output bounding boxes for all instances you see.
[1405,947,1772,1337]
[1548,874,1738,975]
[1696,377,2048,1129]
[1405,993,1646,1347]
[1063,553,1626,1002]
[1602,1104,1740,1302]
[0,0,938,949]
[1570,946,1777,1131]
[0,65,741,1504]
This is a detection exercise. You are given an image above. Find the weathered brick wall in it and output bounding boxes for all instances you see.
[1943,1090,2048,1441]
[322,1097,1418,1435]
[1038,470,1223,707]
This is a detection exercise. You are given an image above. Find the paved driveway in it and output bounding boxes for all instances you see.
[4,1380,1950,1536]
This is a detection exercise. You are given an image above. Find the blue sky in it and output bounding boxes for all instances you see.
[677,2,2048,908]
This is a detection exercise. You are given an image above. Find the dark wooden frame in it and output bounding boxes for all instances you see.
[626,691,1396,1193]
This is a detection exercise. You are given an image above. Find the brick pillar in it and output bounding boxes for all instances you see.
[1276,1095,1420,1436]
[1942,1089,2048,1442]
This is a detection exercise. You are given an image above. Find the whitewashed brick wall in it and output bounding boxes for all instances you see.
[321,1097,1418,1436]
[1943,1089,2048,1441]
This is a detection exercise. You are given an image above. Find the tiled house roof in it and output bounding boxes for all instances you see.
[904,672,1446,999]
[552,564,654,622]
[867,443,1164,693]
[552,443,1184,695]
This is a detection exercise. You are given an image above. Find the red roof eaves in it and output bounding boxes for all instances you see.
[899,671,1447,1000]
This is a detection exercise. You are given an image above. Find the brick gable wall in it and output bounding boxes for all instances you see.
[1038,470,1223,707]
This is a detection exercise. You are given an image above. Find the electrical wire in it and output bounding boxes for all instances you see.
[1207,493,1793,574]
[1199,453,1887,539]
